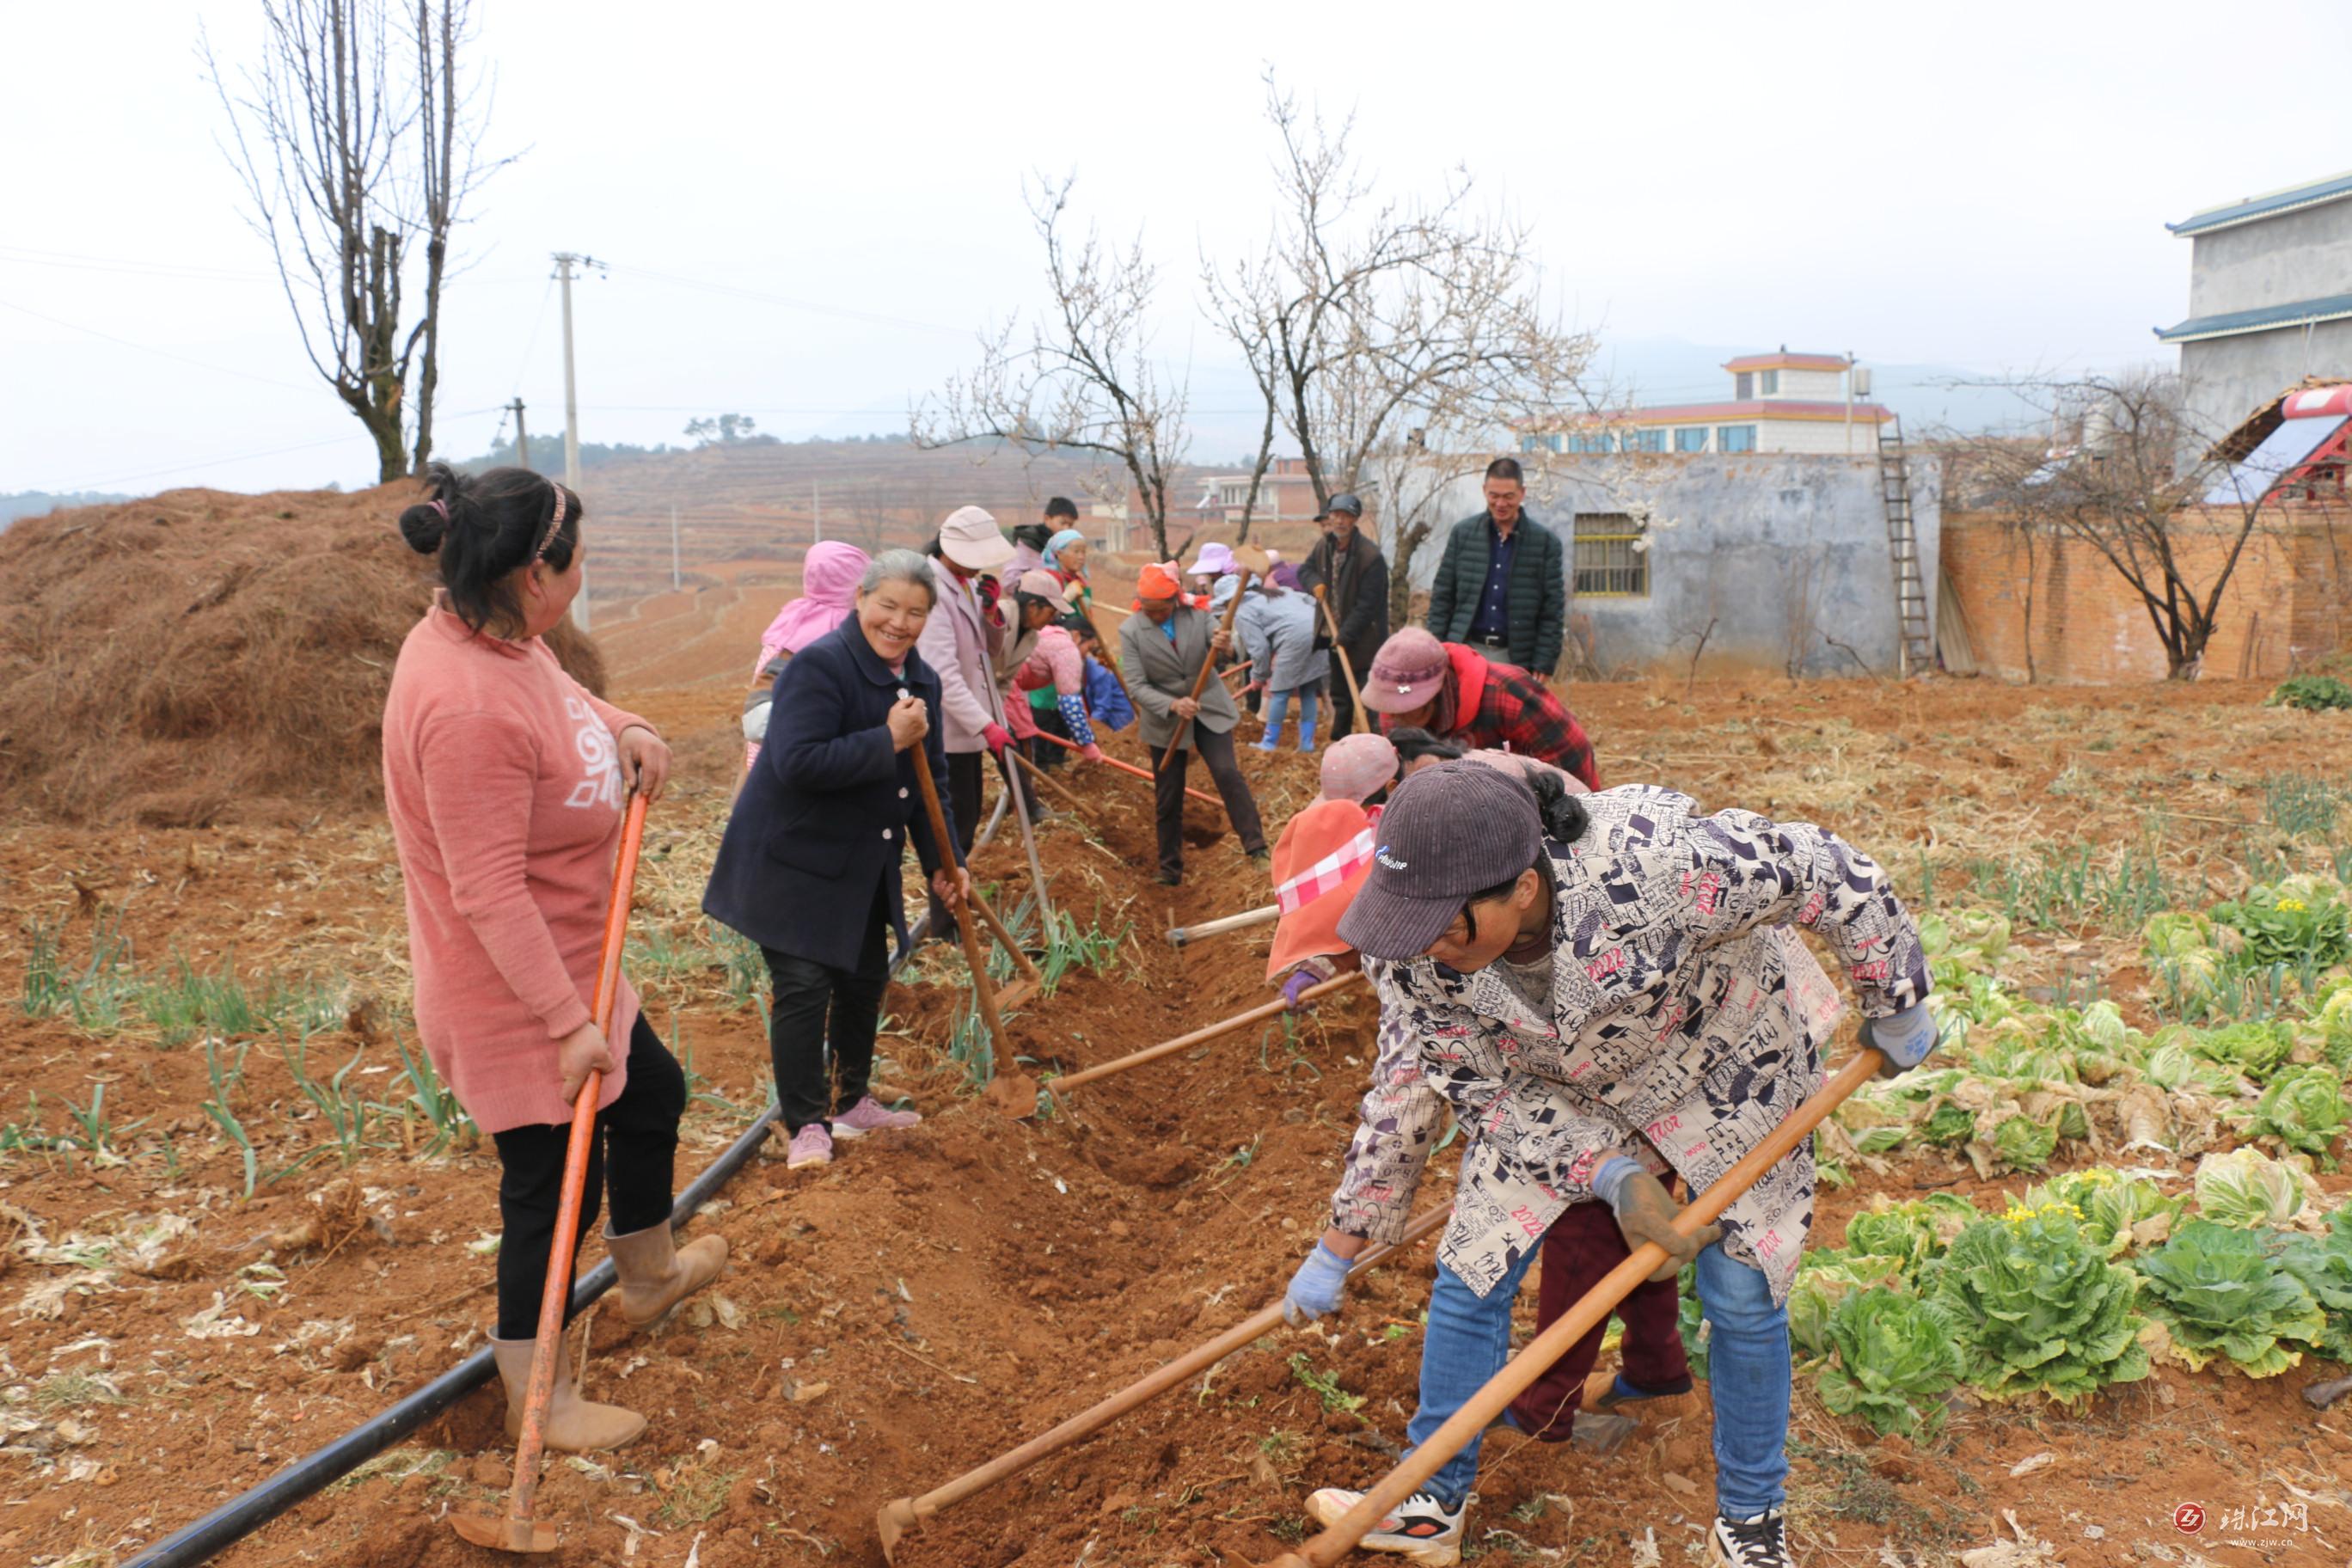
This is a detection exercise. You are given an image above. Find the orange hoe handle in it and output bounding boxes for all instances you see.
[498,791,650,1539]
[1259,1048,1885,1568]
[1033,729,1219,808]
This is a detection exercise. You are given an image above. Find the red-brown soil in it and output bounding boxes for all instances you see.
[4,581,2351,1568]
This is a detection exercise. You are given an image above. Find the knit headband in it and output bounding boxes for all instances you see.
[533,483,570,563]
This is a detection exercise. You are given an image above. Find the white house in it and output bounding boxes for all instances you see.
[1522,351,1893,456]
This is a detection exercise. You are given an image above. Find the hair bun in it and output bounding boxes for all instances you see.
[397,501,449,556]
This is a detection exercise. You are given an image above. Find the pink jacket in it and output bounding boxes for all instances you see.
[382,610,653,1134]
[915,565,1007,754]
[1006,625,1084,740]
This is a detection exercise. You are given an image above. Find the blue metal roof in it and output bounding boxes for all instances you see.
[2168,169,2352,236]
[2154,291,2352,343]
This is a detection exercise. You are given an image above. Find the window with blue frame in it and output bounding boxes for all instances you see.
[1674,427,1708,453]
[1521,433,1540,453]
[1735,371,1754,399]
[1631,429,1666,453]
[1565,430,1612,454]
[1718,424,1757,453]
[1759,370,1779,395]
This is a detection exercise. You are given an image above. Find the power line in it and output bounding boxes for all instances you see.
[0,296,322,394]
[598,260,972,339]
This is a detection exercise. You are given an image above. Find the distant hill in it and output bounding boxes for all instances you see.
[1,491,133,530]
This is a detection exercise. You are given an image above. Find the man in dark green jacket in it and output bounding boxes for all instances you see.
[1424,456,1566,680]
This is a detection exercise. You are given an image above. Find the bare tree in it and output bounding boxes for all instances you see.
[205,0,506,481]
[1951,371,2266,679]
[914,175,1191,558]
[1203,70,1595,570]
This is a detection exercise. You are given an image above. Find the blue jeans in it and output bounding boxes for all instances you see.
[1407,1240,1789,1516]
[1255,683,1319,747]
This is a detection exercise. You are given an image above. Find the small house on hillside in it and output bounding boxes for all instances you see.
[1519,350,1895,456]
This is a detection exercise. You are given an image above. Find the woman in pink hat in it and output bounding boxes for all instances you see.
[742,542,871,775]
[916,506,1019,936]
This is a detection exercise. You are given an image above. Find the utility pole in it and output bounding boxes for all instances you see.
[553,252,604,630]
[812,480,822,544]
[671,503,682,592]
[509,398,530,471]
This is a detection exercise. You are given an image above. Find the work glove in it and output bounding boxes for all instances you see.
[1862,1005,1939,1080]
[1079,743,1106,764]
[1282,1240,1353,1326]
[1281,970,1320,1011]
[1594,1161,1719,1283]
[981,721,1014,758]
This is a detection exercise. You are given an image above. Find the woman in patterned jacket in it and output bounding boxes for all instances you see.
[1286,761,1937,1568]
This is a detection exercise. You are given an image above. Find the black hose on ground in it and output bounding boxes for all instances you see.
[126,917,935,1568]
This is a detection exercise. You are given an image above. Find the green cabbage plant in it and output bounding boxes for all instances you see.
[2191,1020,2299,1083]
[1787,1252,1907,1360]
[2277,1209,2352,1362]
[2134,1218,2325,1377]
[2025,1168,2181,1258]
[1929,1206,2148,1405]
[1991,1114,2059,1173]
[2250,1065,2352,1165]
[1844,1194,1983,1281]
[2142,911,2214,960]
[1921,1100,1977,1147]
[1816,1287,1966,1437]
[2192,1148,2306,1228]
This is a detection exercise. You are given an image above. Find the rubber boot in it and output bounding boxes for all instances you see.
[489,1334,646,1452]
[1296,718,1317,752]
[606,1222,729,1330]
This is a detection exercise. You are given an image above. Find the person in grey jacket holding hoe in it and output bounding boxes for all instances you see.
[1118,560,1268,885]
[1424,456,1566,681]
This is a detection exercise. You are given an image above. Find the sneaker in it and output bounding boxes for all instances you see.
[1709,1508,1790,1568]
[784,1124,833,1170]
[1304,1487,1463,1567]
[831,1095,920,1139]
[1253,738,1281,752]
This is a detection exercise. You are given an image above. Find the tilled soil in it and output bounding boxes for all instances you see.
[3,674,2351,1568]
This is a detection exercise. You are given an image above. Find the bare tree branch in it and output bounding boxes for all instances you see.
[204,0,509,481]
[912,174,1191,559]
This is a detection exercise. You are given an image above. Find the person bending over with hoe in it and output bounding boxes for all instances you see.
[1287,761,1937,1568]
[1118,561,1268,886]
[384,466,729,1452]
[1361,628,1598,790]
[1237,564,1328,752]
[704,550,970,1172]
[1006,571,1106,770]
[1278,749,1691,1462]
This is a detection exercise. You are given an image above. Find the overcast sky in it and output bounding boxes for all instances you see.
[3,0,2338,499]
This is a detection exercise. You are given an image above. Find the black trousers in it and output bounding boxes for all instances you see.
[489,1014,683,1339]
[1152,725,1267,879]
[1327,666,1361,739]
[1027,703,1072,769]
[946,749,985,860]
[761,882,891,1136]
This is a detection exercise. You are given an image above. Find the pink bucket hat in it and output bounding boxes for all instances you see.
[937,505,1014,572]
[1319,732,1400,804]
[1361,627,1449,714]
[1190,541,1237,577]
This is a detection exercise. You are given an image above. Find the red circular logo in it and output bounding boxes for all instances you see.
[2174,1504,2205,1534]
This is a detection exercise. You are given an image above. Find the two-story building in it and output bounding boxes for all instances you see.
[2156,168,2352,442]
[1521,350,1894,456]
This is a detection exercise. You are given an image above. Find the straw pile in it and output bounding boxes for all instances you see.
[0,483,604,827]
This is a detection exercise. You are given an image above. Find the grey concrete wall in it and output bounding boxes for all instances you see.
[2187,199,2352,318]
[2182,319,2352,443]
[1412,454,1940,677]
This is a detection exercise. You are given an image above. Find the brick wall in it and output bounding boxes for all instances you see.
[1944,509,2352,683]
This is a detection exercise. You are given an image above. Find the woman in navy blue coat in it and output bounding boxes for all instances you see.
[703,549,968,1171]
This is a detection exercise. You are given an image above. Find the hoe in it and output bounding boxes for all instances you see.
[450,793,650,1554]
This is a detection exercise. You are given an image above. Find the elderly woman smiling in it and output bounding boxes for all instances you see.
[702,549,970,1173]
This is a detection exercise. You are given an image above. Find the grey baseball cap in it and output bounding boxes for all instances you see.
[1336,760,1543,960]
[1314,493,1363,520]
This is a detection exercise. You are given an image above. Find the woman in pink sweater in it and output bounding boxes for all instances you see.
[383,464,728,1453]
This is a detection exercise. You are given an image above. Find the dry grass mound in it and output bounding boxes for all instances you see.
[0,482,604,827]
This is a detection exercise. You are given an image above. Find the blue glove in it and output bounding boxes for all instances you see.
[1591,1155,1645,1214]
[1282,1240,1353,1326]
[1863,1005,1939,1078]
[1281,970,1319,1011]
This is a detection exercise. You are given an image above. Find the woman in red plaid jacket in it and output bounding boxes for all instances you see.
[1357,628,1596,789]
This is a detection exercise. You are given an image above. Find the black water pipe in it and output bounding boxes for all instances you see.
[126,919,934,1568]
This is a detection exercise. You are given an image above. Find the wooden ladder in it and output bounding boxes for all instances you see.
[1877,417,1933,677]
